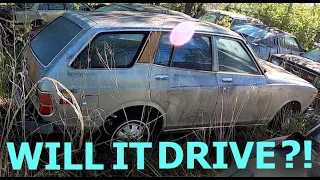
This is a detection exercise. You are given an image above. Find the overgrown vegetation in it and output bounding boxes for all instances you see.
[151,3,319,50]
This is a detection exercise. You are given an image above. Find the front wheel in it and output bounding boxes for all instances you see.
[268,103,296,133]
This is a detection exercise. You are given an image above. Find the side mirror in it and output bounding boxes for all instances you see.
[299,52,305,56]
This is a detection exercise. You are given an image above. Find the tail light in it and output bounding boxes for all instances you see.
[38,92,54,115]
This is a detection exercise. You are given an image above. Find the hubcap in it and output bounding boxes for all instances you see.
[110,120,150,150]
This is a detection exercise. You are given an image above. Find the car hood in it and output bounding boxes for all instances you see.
[274,54,320,75]
[257,59,315,88]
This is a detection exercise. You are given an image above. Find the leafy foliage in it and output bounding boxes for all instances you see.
[152,3,319,50]
[147,3,206,18]
[215,16,232,29]
[226,3,320,50]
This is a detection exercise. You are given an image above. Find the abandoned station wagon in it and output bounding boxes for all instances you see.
[18,11,318,146]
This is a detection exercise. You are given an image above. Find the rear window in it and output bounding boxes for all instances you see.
[31,17,82,66]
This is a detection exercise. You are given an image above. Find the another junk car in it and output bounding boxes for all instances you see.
[231,24,306,60]
[268,43,320,93]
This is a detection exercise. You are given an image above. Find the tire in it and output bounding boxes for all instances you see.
[97,106,162,151]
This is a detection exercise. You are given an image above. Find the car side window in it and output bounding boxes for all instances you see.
[71,33,148,69]
[154,33,212,71]
[38,3,49,10]
[216,37,260,74]
[47,3,65,10]
[284,37,301,52]
[172,35,212,71]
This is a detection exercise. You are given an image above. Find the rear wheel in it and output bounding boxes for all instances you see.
[97,106,163,151]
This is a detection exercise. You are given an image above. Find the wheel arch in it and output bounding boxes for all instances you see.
[271,99,302,119]
[104,101,167,129]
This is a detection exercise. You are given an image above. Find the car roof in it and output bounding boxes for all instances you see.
[67,11,241,37]
[102,3,192,18]
[205,10,249,19]
[232,23,295,39]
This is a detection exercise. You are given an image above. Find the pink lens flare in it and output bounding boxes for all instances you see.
[170,21,195,46]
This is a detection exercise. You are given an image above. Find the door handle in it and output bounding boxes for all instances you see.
[222,77,233,82]
[155,74,169,80]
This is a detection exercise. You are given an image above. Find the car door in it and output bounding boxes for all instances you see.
[149,32,220,129]
[214,36,272,125]
[38,3,67,23]
[68,31,150,125]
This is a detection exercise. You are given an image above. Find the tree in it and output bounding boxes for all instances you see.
[229,3,320,50]
[184,3,194,16]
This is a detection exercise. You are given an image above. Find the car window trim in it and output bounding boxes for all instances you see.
[69,31,151,70]
[213,35,264,76]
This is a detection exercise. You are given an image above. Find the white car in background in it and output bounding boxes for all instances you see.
[0,3,93,30]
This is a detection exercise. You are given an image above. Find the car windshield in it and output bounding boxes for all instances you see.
[303,47,320,62]
[200,12,232,23]
[231,19,247,26]
[232,25,270,39]
[199,13,218,22]
[15,3,34,9]
[249,18,263,25]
